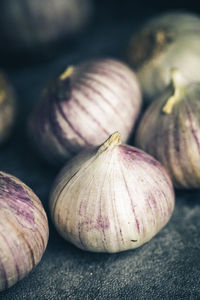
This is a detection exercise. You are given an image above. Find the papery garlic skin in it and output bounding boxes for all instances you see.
[50,132,174,253]
[127,12,200,100]
[0,172,49,291]
[29,59,142,165]
[135,69,200,188]
[0,73,16,144]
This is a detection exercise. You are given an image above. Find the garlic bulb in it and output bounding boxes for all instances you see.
[0,73,16,144]
[29,58,142,165]
[50,132,174,253]
[135,68,200,188]
[0,171,49,291]
[0,0,92,54]
[127,11,200,101]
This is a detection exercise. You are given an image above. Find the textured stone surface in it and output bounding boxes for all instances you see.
[0,1,200,299]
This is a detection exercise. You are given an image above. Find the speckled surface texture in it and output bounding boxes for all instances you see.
[0,1,200,299]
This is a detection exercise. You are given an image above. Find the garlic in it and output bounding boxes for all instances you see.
[0,171,49,291]
[29,58,142,165]
[135,68,200,188]
[0,0,92,55]
[49,132,174,253]
[126,11,200,101]
[0,73,16,144]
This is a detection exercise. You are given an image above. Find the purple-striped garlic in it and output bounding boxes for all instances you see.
[0,171,49,291]
[135,68,200,188]
[126,11,200,101]
[29,58,142,165]
[49,132,174,253]
[0,73,16,144]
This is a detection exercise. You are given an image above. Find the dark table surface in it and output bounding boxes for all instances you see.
[0,1,200,299]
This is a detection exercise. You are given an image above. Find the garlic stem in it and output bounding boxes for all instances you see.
[59,66,74,81]
[162,68,186,114]
[98,132,121,154]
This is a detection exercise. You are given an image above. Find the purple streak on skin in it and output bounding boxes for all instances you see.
[0,174,35,228]
[78,216,110,232]
[84,74,131,113]
[119,145,160,167]
[71,95,110,136]
[172,112,186,186]
[76,80,130,130]
[97,186,108,249]
[186,105,200,150]
[173,113,180,153]
[48,95,76,155]
[119,144,174,218]
[54,93,91,147]
[96,215,110,231]
[0,231,20,282]
[0,174,46,221]
[87,59,135,87]
[93,69,129,90]
[146,192,157,211]
[120,164,140,233]
[92,65,139,97]
[75,83,109,115]
[111,175,124,245]
[150,173,174,217]
[119,145,174,193]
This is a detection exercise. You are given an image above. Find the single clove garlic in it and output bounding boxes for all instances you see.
[29,58,142,165]
[49,132,175,253]
[135,68,200,188]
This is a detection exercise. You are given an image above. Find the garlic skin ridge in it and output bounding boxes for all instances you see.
[135,69,200,188]
[29,58,142,165]
[50,132,175,253]
[127,12,200,100]
[0,172,49,291]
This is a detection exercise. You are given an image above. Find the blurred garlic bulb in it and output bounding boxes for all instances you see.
[29,58,142,165]
[127,11,200,101]
[0,0,92,55]
[0,73,16,144]
[50,132,174,253]
[0,171,49,291]
[135,68,200,188]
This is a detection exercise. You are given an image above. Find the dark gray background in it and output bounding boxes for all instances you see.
[0,1,200,299]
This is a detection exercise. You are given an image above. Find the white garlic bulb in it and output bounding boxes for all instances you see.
[127,12,200,101]
[50,132,175,253]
